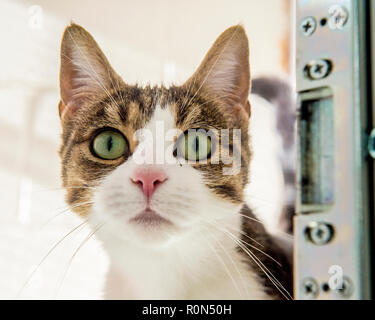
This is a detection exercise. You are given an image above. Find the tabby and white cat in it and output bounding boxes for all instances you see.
[58,24,292,299]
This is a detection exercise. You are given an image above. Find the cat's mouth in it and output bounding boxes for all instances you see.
[129,208,172,226]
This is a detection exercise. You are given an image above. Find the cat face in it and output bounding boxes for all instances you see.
[58,24,251,246]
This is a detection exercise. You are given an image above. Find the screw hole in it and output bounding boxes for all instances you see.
[320,18,327,26]
[305,284,313,293]
[322,283,330,292]
[301,278,319,299]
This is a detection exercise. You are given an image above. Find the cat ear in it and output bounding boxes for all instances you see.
[185,25,251,118]
[59,23,123,121]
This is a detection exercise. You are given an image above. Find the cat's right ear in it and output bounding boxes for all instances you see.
[59,23,123,121]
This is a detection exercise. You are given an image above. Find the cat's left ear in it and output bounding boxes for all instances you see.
[184,25,251,119]
[59,23,123,121]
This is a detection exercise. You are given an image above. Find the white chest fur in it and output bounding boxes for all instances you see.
[100,226,270,300]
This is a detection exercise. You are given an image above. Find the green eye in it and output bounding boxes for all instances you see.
[92,130,128,160]
[176,130,212,161]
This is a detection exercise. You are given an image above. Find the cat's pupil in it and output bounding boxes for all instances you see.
[107,136,113,151]
[194,136,199,153]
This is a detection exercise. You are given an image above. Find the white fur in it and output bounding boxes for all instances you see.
[88,105,269,300]
[246,94,285,233]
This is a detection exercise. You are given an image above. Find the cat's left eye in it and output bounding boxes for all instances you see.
[91,130,128,160]
[174,130,212,161]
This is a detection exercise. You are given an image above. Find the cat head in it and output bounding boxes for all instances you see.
[59,24,251,247]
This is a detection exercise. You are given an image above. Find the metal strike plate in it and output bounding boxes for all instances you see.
[295,0,373,300]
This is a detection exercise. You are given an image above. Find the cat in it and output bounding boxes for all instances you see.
[58,23,293,300]
[251,76,296,234]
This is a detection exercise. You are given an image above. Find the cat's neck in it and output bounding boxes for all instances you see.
[100,216,269,300]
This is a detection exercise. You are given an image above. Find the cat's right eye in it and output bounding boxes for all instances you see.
[91,129,128,160]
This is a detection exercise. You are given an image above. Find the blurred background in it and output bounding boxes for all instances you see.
[0,0,293,299]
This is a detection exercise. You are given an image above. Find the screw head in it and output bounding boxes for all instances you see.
[305,59,332,80]
[368,129,375,159]
[328,5,349,30]
[300,17,317,36]
[306,222,334,245]
[335,276,354,298]
[301,278,319,299]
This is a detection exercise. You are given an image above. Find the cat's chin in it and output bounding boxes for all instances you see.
[129,208,172,226]
[122,209,178,245]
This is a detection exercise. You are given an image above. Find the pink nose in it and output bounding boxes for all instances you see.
[131,167,168,199]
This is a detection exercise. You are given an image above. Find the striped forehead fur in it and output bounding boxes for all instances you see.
[59,83,251,214]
